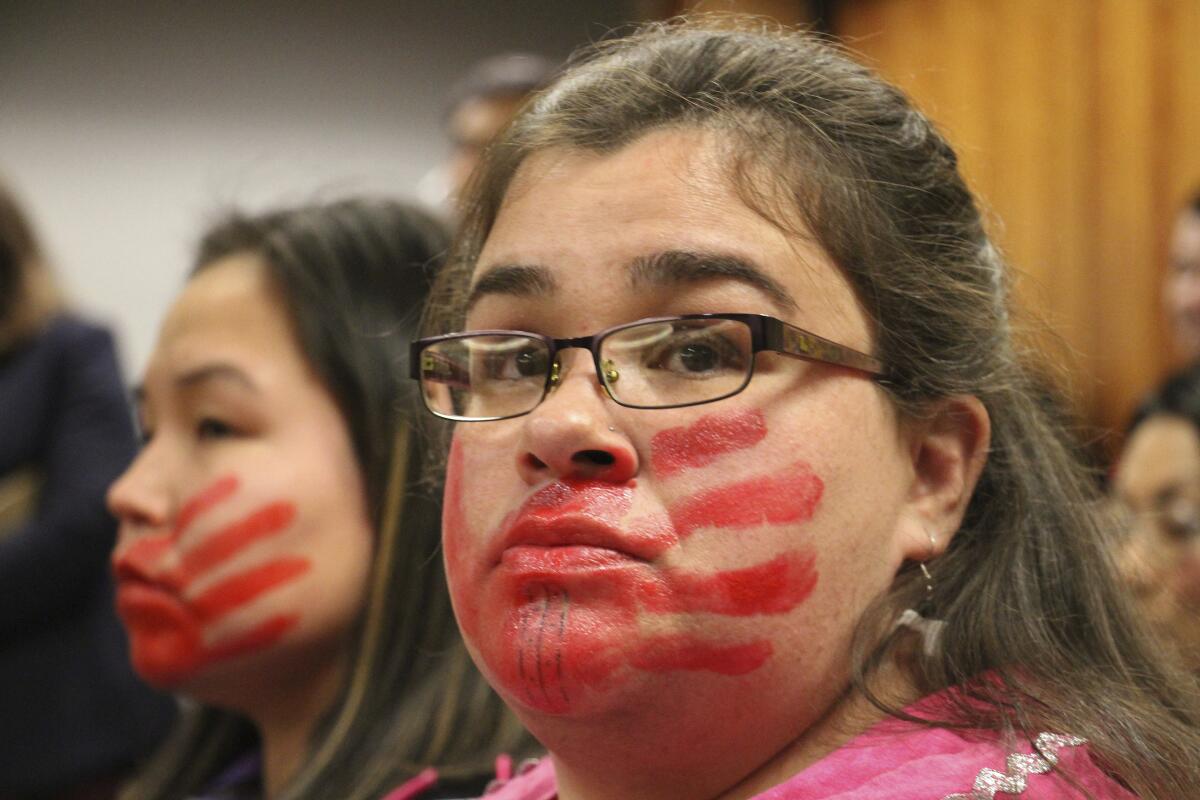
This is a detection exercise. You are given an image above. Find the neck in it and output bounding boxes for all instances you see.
[247,650,348,799]
[550,659,916,800]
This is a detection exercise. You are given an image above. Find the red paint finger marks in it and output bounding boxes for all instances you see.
[637,550,818,616]
[113,474,308,685]
[512,584,573,713]
[650,408,767,476]
[630,636,773,675]
[191,557,311,623]
[174,474,240,537]
[202,614,299,664]
[179,501,297,580]
[116,584,204,684]
[669,461,824,539]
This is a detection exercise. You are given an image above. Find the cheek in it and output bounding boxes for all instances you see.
[113,473,314,687]
[466,407,833,715]
[443,436,479,635]
[1174,549,1200,605]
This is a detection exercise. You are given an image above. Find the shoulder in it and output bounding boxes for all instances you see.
[478,758,557,800]
[41,314,116,354]
[938,732,1137,800]
[760,726,1136,800]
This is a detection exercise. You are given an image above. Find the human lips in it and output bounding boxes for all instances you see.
[490,480,675,567]
[498,514,669,565]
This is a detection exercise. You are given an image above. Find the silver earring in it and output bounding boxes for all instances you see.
[893,532,945,657]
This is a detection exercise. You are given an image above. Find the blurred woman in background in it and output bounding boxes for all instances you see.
[109,198,531,800]
[0,177,176,798]
[1112,362,1200,671]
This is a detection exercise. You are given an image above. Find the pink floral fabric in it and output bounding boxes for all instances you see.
[481,694,1137,800]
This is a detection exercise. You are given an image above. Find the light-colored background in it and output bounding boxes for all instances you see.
[5,0,1198,450]
[1,0,633,377]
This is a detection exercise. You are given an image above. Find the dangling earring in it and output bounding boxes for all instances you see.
[893,532,946,657]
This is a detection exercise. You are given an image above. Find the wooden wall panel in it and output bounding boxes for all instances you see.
[836,0,1200,448]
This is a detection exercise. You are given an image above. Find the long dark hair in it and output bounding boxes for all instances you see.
[425,17,1200,799]
[124,197,532,800]
[0,178,60,349]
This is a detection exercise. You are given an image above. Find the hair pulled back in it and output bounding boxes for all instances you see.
[426,17,1200,798]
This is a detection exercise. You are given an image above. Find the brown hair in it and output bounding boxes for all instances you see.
[123,198,533,800]
[0,179,61,351]
[425,17,1200,799]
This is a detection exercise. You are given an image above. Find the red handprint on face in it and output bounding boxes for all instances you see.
[113,475,309,686]
[449,408,825,713]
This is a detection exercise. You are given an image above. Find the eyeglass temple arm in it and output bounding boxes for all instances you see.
[765,318,886,377]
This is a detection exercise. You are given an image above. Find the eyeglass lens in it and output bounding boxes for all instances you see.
[418,318,757,419]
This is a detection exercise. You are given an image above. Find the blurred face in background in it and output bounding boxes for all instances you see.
[107,256,374,708]
[447,92,529,207]
[1114,414,1200,669]
[1164,209,1200,362]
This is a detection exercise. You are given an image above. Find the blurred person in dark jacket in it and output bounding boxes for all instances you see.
[0,178,176,799]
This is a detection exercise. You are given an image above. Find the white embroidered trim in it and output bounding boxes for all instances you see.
[942,733,1088,800]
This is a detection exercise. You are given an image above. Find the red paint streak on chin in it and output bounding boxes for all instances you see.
[630,636,773,675]
[118,575,302,686]
[638,551,818,616]
[669,461,823,539]
[117,583,204,685]
[179,502,297,580]
[192,557,311,623]
[650,408,767,476]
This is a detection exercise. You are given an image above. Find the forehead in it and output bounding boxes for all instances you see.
[474,127,869,343]
[146,255,299,384]
[1118,415,1200,502]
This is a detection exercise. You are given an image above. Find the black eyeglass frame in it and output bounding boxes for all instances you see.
[409,312,888,422]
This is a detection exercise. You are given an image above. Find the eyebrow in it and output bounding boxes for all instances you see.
[466,264,558,314]
[465,249,799,316]
[131,363,258,420]
[628,250,798,312]
[174,363,260,394]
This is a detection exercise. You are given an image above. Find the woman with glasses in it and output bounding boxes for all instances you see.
[1112,362,1200,672]
[411,16,1200,800]
[108,198,532,800]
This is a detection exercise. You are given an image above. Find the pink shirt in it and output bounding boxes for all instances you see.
[481,706,1136,799]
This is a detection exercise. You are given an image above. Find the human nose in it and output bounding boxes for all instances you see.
[517,349,638,485]
[106,442,174,537]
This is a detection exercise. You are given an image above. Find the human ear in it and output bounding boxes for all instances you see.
[896,395,991,560]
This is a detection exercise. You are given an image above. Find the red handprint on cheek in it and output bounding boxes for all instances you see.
[113,475,309,686]
[449,409,826,714]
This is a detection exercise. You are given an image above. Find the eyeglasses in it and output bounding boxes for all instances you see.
[409,313,886,422]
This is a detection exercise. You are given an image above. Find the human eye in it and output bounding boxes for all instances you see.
[1162,499,1200,540]
[196,416,238,440]
[641,323,747,378]
[471,338,548,383]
